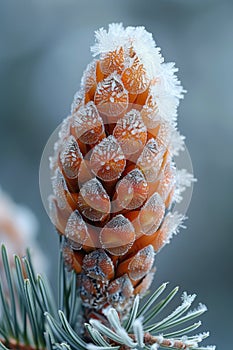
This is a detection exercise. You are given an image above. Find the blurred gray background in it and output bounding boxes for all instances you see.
[0,0,232,347]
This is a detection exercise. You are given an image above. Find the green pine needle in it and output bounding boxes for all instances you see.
[0,244,215,350]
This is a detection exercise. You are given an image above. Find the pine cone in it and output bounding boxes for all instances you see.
[49,24,194,320]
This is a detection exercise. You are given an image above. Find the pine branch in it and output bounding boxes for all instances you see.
[0,244,215,350]
[0,244,81,350]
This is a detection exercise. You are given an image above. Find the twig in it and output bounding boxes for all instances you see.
[119,333,189,349]
[0,338,44,350]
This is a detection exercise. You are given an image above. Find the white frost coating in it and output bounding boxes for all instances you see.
[159,62,186,99]
[51,168,68,209]
[60,135,83,178]
[140,192,165,235]
[65,210,88,249]
[103,307,137,347]
[187,303,208,316]
[142,192,164,212]
[90,318,136,348]
[180,332,210,348]
[71,90,84,114]
[115,168,148,210]
[80,178,109,201]
[58,115,73,140]
[154,292,197,329]
[125,26,162,77]
[133,317,145,348]
[100,214,135,254]
[129,245,154,280]
[174,169,197,203]
[91,24,163,80]
[181,291,197,304]
[150,85,180,125]
[169,127,185,156]
[86,344,103,350]
[91,24,184,121]
[91,23,127,56]
[113,109,147,155]
[94,73,129,117]
[137,138,165,182]
[80,60,97,91]
[50,116,74,171]
[91,135,125,165]
[156,334,164,345]
[160,212,186,247]
[103,214,134,232]
[146,62,186,125]
[73,101,104,143]
[74,101,100,125]
[124,168,146,185]
[116,109,146,135]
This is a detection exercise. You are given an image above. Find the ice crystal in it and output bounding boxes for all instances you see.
[60,135,83,179]
[113,109,147,156]
[51,169,68,209]
[128,245,154,281]
[174,169,197,203]
[139,192,165,235]
[65,210,88,249]
[100,214,135,255]
[90,135,126,181]
[73,101,104,144]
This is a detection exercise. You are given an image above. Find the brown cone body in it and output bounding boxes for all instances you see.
[49,25,188,321]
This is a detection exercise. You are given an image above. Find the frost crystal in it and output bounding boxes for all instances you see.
[100,214,135,255]
[94,73,128,117]
[133,317,145,347]
[90,23,184,125]
[83,249,114,281]
[174,169,197,203]
[91,23,127,56]
[113,109,147,156]
[65,210,88,249]
[128,245,154,280]
[139,192,165,235]
[90,135,126,181]
[137,138,165,182]
[79,178,110,221]
[115,168,148,210]
[80,60,97,93]
[71,90,84,114]
[60,135,83,179]
[73,101,104,144]
[169,127,185,156]
[161,211,186,241]
[51,169,68,209]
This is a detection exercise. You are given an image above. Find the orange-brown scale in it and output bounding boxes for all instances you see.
[116,245,154,281]
[100,215,135,256]
[78,274,108,310]
[82,249,115,281]
[90,136,126,183]
[100,47,125,76]
[121,59,150,95]
[62,244,84,274]
[94,75,129,118]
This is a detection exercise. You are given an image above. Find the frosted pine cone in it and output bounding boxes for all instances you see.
[49,24,194,320]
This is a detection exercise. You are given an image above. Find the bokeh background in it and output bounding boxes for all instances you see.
[0,0,232,347]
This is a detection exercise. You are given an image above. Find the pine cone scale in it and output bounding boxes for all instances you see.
[50,24,192,320]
